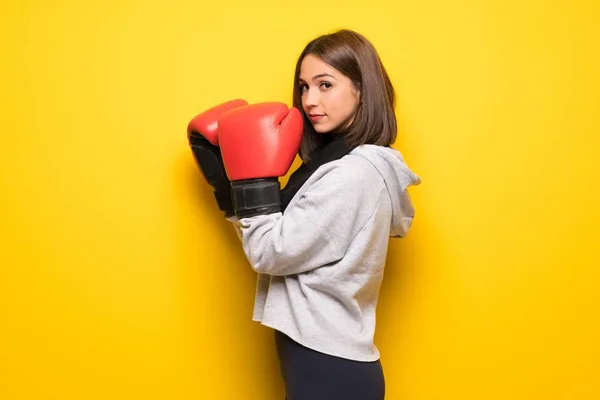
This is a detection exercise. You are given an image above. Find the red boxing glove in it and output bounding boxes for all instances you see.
[217,102,304,218]
[187,99,248,146]
[187,99,248,217]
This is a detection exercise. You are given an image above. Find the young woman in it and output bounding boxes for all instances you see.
[187,29,421,400]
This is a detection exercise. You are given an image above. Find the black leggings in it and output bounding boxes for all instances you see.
[274,330,385,400]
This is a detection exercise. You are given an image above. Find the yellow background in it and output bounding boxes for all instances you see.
[1,0,599,399]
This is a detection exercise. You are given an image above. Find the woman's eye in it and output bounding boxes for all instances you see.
[320,82,332,89]
[299,84,308,92]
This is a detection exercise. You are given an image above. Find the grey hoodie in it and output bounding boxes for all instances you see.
[230,144,421,361]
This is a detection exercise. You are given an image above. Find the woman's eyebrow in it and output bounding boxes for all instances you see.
[299,73,336,82]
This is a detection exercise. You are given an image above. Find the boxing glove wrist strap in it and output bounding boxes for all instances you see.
[231,178,281,219]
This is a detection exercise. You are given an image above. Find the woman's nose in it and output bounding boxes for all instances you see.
[304,88,319,107]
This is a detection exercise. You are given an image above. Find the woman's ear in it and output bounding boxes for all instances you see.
[353,89,361,107]
[351,83,361,102]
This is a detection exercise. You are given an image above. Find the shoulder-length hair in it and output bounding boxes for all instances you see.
[292,29,397,161]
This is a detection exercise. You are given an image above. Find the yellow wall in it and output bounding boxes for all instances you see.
[1,0,598,398]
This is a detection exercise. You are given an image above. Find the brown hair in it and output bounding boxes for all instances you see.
[292,29,397,161]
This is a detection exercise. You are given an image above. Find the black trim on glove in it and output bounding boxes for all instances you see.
[231,178,281,219]
[188,134,234,218]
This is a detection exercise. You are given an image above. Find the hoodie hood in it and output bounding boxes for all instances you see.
[352,145,421,237]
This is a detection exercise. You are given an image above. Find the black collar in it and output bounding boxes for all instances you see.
[281,135,355,211]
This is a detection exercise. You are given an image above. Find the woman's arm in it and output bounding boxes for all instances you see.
[237,164,383,276]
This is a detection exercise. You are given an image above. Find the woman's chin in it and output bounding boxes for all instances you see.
[313,124,334,134]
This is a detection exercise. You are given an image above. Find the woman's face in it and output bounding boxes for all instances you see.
[298,54,360,134]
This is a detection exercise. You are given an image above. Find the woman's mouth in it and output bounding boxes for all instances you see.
[309,114,326,122]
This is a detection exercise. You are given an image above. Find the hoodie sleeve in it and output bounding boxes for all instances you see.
[236,163,383,276]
